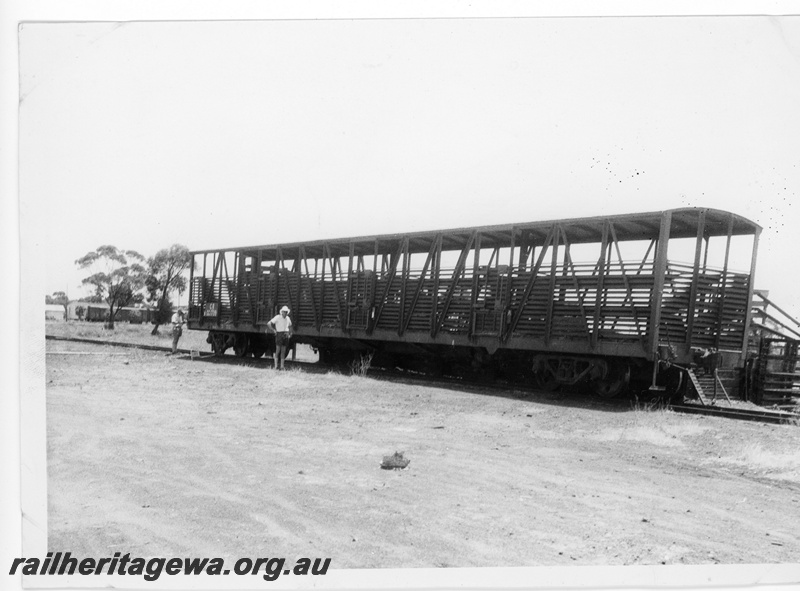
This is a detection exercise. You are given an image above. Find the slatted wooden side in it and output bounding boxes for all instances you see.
[659,263,750,349]
[659,264,691,344]
[214,278,234,323]
[320,273,346,329]
[715,273,750,351]
[507,261,653,343]
[402,274,437,333]
[595,263,653,340]
[189,277,205,319]
[439,274,474,334]
[508,272,550,338]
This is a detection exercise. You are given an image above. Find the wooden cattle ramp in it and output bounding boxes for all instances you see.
[747,292,800,409]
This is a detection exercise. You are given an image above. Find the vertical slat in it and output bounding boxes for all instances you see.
[399,237,409,335]
[430,234,442,337]
[714,213,735,350]
[501,227,516,340]
[401,238,437,336]
[434,232,476,337]
[370,240,403,333]
[233,252,242,325]
[685,210,707,348]
[592,221,609,348]
[301,247,315,330]
[189,252,196,317]
[319,250,326,330]
[324,244,346,331]
[470,233,482,336]
[544,224,560,346]
[648,211,673,357]
[346,242,355,330]
[609,223,647,348]
[506,227,554,338]
[741,228,762,357]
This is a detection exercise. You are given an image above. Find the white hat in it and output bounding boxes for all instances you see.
[280,306,290,313]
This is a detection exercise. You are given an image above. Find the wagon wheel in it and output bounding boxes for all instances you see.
[534,367,559,392]
[210,333,227,356]
[658,366,686,403]
[233,335,250,358]
[594,362,631,399]
[251,348,266,359]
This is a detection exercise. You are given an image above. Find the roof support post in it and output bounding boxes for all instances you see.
[401,238,437,336]
[233,252,243,325]
[398,237,410,335]
[714,213,734,350]
[277,246,296,320]
[433,232,476,337]
[648,211,672,357]
[741,227,762,360]
[370,240,404,334]
[517,231,530,270]
[430,235,442,337]
[469,232,482,337]
[346,242,355,329]
[560,230,593,347]
[544,224,560,347]
[501,228,516,340]
[189,252,196,318]
[685,210,707,348]
[323,244,346,332]
[506,227,554,339]
[300,246,319,331]
[609,224,647,348]
[592,222,609,349]
[211,253,224,327]
[319,249,326,330]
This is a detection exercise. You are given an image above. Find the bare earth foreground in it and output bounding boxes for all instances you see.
[46,336,800,569]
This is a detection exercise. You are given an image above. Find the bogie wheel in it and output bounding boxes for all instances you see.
[594,362,631,399]
[251,348,266,359]
[210,333,227,357]
[534,368,560,392]
[658,366,686,403]
[233,335,250,358]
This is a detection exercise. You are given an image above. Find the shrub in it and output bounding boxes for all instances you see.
[350,352,374,377]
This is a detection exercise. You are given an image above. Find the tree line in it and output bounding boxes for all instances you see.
[47,244,193,333]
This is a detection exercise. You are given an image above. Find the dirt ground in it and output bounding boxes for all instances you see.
[45,329,800,570]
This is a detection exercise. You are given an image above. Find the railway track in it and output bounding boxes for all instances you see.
[670,403,799,425]
[46,335,800,425]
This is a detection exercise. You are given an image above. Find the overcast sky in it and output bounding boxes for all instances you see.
[18,15,800,315]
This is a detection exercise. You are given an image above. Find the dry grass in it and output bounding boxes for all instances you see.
[349,352,374,377]
[592,405,710,448]
[714,442,800,482]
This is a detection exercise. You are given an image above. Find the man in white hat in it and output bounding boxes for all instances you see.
[268,305,293,369]
[170,308,186,355]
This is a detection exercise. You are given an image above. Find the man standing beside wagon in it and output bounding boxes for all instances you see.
[268,306,292,370]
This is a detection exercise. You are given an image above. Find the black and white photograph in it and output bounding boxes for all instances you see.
[3,2,800,590]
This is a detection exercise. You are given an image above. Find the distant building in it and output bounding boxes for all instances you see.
[66,301,91,321]
[66,301,158,324]
[45,304,66,321]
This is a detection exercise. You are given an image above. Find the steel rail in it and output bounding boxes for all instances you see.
[670,403,799,425]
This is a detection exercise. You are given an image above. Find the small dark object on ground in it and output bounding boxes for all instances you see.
[381,451,410,470]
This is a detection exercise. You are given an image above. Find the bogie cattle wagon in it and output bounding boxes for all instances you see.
[187,208,761,399]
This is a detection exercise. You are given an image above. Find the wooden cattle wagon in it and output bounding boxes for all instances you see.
[187,208,761,398]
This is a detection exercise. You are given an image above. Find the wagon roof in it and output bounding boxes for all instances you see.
[192,207,760,256]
